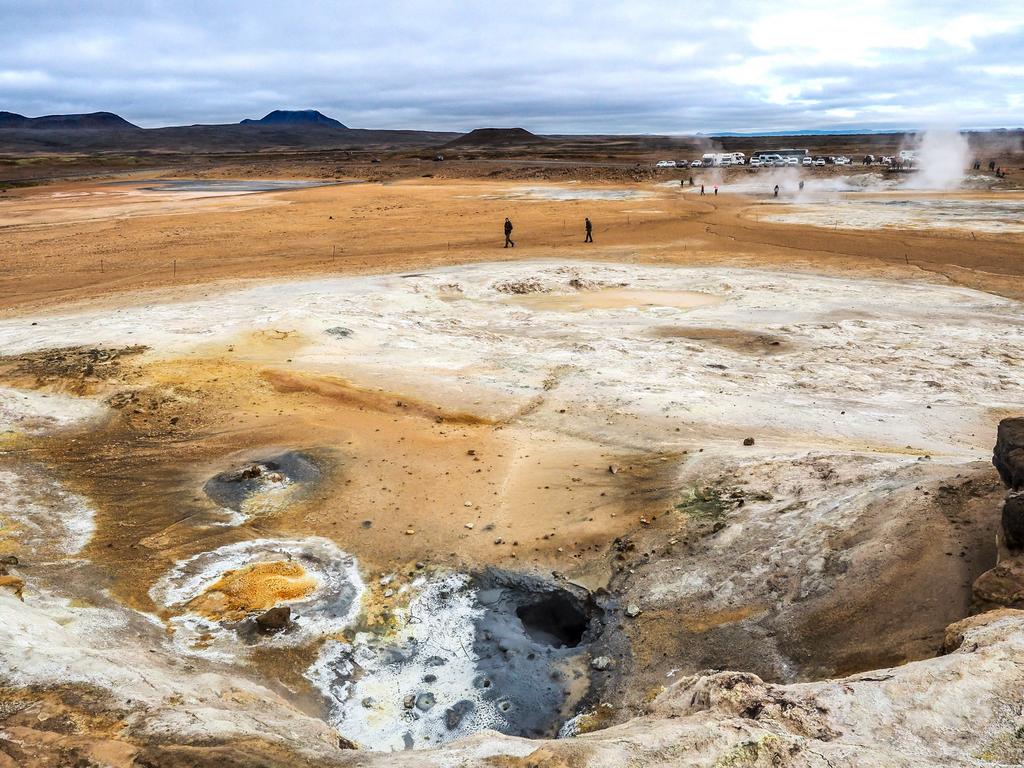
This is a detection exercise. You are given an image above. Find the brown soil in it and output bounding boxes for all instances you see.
[0,157,1021,761]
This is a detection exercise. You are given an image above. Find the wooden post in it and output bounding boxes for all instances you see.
[173,259,176,277]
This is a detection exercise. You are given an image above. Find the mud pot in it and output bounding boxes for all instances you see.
[0,259,1022,762]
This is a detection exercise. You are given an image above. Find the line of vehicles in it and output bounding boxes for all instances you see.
[655,148,863,169]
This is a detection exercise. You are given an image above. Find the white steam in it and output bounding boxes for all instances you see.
[903,130,971,191]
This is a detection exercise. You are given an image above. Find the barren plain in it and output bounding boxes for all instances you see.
[2,150,1024,767]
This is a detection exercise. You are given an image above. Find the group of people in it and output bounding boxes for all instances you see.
[503,216,593,248]
[976,160,1008,178]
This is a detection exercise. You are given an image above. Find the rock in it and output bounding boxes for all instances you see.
[423,674,437,683]
[1003,492,1024,551]
[465,523,474,529]
[625,604,642,618]
[591,655,614,671]
[608,464,619,474]
[424,655,447,667]
[993,417,1024,489]
[973,557,1024,609]
[255,606,291,633]
[403,694,416,709]
[0,575,24,600]
[743,437,755,446]
[415,693,435,711]
[361,697,376,709]
[337,735,358,750]
[444,700,474,730]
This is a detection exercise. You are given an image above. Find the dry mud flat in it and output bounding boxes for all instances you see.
[1,260,1023,765]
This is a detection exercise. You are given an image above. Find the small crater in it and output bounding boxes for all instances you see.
[203,451,321,512]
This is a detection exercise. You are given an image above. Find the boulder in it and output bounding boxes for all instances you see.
[1003,492,1024,551]
[444,700,474,730]
[972,557,1024,610]
[993,417,1024,490]
[255,606,292,633]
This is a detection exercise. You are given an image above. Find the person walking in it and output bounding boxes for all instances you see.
[700,184,705,196]
[504,217,514,248]
[584,217,593,243]
[773,184,779,198]
[713,185,718,196]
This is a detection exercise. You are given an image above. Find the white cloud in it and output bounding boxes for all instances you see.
[0,0,1022,132]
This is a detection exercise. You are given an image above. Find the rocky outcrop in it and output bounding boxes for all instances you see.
[1004,492,1024,551]
[994,417,1024,551]
[993,417,1024,490]
[974,419,1024,609]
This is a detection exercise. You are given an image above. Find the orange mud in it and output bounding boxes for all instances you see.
[185,561,317,622]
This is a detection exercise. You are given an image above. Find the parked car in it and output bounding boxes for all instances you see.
[749,158,762,167]
[690,160,702,168]
[802,156,813,166]
[813,157,826,166]
[655,160,676,168]
[785,157,800,166]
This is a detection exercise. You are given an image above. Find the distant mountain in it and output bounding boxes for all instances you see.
[240,109,347,129]
[445,127,547,147]
[0,111,29,128]
[0,111,141,130]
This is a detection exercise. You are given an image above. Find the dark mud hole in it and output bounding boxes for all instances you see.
[470,569,601,739]
[203,451,321,511]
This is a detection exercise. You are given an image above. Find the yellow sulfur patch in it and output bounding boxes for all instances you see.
[187,560,316,622]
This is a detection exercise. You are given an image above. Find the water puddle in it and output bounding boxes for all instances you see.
[105,179,349,196]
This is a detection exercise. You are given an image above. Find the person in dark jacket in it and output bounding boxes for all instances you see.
[504,217,514,248]
[584,217,593,243]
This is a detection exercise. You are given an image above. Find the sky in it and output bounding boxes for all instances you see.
[2,0,1023,134]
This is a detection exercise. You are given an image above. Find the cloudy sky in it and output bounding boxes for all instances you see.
[2,0,1023,134]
